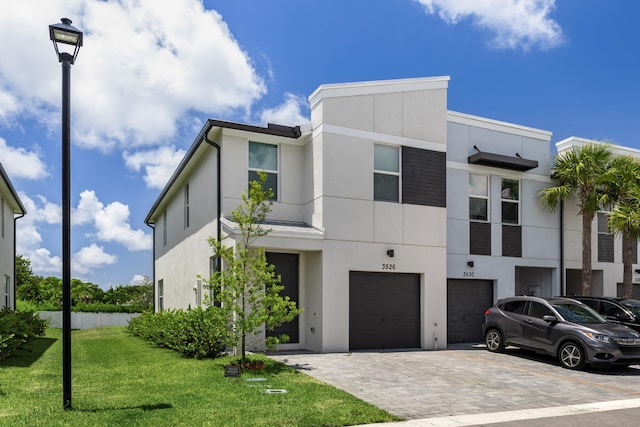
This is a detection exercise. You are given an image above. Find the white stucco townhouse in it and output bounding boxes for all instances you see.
[557,137,640,299]
[145,76,562,351]
[0,162,26,310]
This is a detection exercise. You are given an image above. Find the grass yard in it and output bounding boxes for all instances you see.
[0,327,400,426]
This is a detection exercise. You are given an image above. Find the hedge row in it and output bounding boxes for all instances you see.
[126,306,233,359]
[0,309,48,360]
[16,299,147,313]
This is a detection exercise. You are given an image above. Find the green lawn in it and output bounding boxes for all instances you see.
[0,327,400,426]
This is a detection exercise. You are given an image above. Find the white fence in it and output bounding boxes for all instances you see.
[38,311,141,329]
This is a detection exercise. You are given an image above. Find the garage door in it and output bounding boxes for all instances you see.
[349,271,420,350]
[447,279,493,344]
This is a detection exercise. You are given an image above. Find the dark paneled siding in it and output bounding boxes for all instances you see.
[402,147,446,207]
[502,225,522,257]
[470,222,491,255]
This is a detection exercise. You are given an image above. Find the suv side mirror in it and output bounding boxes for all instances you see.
[543,315,558,323]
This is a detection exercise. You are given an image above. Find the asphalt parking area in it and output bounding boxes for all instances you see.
[268,345,640,420]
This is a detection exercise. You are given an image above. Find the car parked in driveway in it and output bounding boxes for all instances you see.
[567,296,640,332]
[482,296,640,370]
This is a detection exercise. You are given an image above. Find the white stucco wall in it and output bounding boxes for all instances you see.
[446,113,561,301]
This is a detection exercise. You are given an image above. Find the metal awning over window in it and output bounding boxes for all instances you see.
[468,146,538,171]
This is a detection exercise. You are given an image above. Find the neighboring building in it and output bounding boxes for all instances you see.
[557,137,640,299]
[0,162,26,310]
[145,76,561,351]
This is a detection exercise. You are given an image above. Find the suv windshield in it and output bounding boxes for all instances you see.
[551,302,605,323]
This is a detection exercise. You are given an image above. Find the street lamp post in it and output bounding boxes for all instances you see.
[49,17,83,411]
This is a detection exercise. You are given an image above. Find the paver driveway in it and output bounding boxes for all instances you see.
[268,345,640,420]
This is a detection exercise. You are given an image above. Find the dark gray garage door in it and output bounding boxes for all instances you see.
[447,279,493,344]
[349,271,420,350]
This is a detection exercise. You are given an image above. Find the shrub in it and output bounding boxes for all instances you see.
[127,306,232,359]
[0,308,48,360]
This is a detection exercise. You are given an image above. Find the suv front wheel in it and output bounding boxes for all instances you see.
[485,329,505,353]
[558,341,585,370]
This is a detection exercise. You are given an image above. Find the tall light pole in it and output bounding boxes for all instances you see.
[49,17,83,411]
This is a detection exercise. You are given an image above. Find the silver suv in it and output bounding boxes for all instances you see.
[482,296,640,370]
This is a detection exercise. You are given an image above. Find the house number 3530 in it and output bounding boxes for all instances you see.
[382,263,396,270]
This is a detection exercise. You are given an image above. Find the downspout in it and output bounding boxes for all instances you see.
[560,200,564,295]
[13,212,25,309]
[146,222,155,311]
[203,130,222,275]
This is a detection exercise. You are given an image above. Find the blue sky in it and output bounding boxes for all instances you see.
[1,0,638,289]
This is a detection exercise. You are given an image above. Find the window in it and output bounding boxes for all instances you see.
[501,178,519,224]
[500,300,526,314]
[529,302,553,319]
[249,142,278,200]
[469,174,489,221]
[598,211,614,262]
[374,144,400,202]
[157,279,164,311]
[184,184,190,229]
[194,279,202,306]
[4,275,9,308]
[162,210,167,246]
[1,197,4,239]
[209,256,221,307]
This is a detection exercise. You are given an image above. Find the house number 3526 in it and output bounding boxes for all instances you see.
[382,263,396,270]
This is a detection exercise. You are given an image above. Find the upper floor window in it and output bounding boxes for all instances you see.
[162,210,167,246]
[501,178,520,224]
[374,144,400,202]
[469,174,489,221]
[184,184,190,229]
[249,142,278,200]
[598,211,614,263]
[1,197,4,239]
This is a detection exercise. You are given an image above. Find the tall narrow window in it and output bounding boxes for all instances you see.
[598,211,614,262]
[249,142,278,200]
[209,256,221,307]
[194,279,202,306]
[469,174,489,221]
[4,275,9,308]
[184,184,190,229]
[162,210,167,246]
[1,197,4,239]
[501,178,520,224]
[157,279,164,311]
[374,144,400,202]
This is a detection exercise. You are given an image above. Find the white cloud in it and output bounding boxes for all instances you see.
[415,0,564,50]
[0,0,266,150]
[94,200,152,251]
[259,93,310,127]
[73,244,117,275]
[0,138,48,180]
[123,146,186,189]
[17,190,151,278]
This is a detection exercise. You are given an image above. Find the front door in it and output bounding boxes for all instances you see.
[266,252,300,343]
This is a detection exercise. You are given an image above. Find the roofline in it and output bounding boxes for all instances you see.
[309,76,450,110]
[144,120,301,224]
[0,162,26,214]
[448,110,552,141]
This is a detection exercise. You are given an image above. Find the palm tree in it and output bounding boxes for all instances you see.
[539,142,613,296]
[601,155,640,299]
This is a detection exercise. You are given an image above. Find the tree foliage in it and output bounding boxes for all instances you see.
[15,256,152,312]
[206,172,302,365]
[539,143,613,296]
[600,155,640,298]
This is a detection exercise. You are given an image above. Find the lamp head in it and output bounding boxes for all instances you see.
[49,18,83,64]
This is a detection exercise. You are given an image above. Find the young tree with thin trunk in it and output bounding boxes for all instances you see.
[539,143,613,296]
[206,172,302,366]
